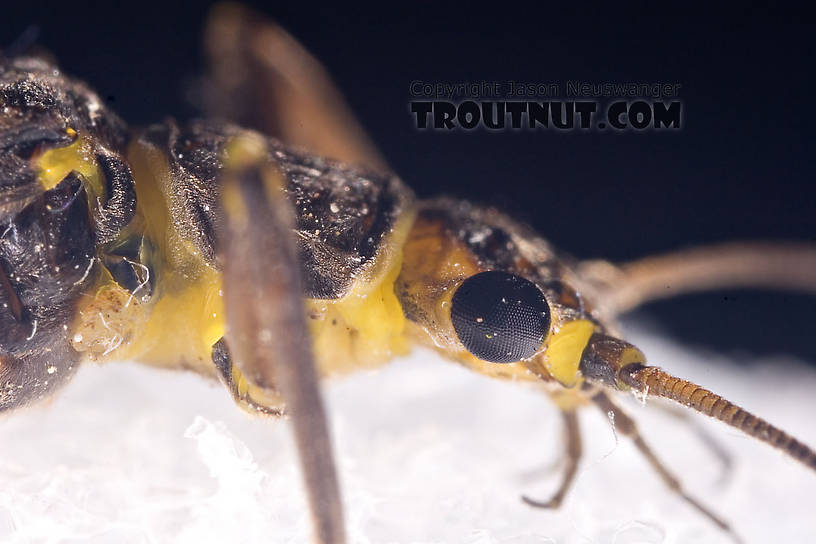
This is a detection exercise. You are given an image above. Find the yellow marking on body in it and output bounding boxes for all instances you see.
[542,319,596,387]
[126,139,225,374]
[613,345,648,390]
[35,134,103,196]
[307,211,416,376]
[47,130,224,368]
[73,263,223,377]
[74,133,414,388]
[221,132,414,377]
[71,138,227,375]
[409,319,596,386]
[117,266,223,372]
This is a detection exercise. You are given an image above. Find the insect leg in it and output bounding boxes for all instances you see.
[582,333,816,475]
[202,3,387,171]
[619,363,816,471]
[590,390,736,536]
[579,241,816,316]
[521,408,582,509]
[650,399,733,485]
[211,338,285,417]
[218,134,345,544]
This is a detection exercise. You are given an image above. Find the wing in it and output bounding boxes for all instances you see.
[129,118,412,544]
[201,3,387,173]
[190,9,412,541]
[216,133,345,543]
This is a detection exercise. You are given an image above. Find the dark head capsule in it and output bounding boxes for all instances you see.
[450,270,551,363]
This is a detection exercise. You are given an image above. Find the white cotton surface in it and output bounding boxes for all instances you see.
[1,321,815,544]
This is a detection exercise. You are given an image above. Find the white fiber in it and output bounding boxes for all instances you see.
[1,321,814,543]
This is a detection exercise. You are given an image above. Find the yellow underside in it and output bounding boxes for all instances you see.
[305,217,414,377]
[45,133,412,383]
[62,138,225,375]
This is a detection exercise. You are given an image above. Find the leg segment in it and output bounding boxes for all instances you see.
[650,399,733,484]
[590,391,735,536]
[212,338,285,417]
[218,134,344,543]
[522,408,583,509]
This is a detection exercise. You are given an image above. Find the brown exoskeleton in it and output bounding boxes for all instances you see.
[1,5,815,542]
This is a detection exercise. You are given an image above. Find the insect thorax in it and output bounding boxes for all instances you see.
[66,120,417,380]
[0,56,134,409]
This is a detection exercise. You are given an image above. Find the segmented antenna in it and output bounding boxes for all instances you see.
[619,363,816,471]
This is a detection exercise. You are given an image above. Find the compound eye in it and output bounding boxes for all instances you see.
[450,271,551,363]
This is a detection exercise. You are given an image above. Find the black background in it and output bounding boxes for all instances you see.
[2,5,814,363]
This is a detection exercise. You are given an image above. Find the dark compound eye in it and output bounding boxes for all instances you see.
[450,271,551,363]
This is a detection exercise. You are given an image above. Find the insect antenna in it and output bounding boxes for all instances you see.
[2,25,40,59]
[618,363,816,471]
